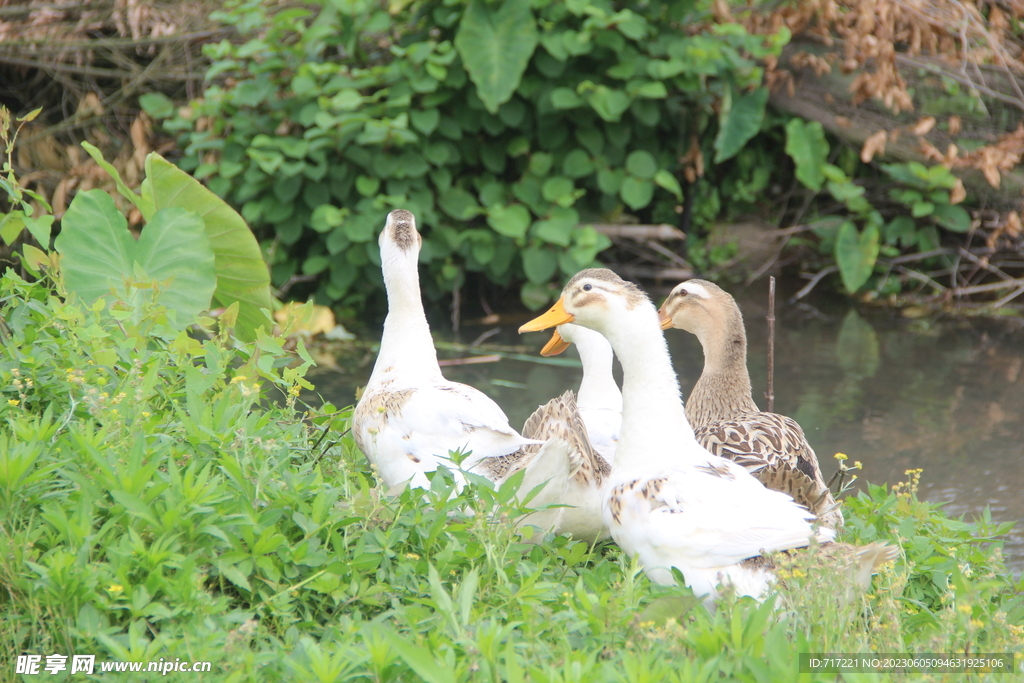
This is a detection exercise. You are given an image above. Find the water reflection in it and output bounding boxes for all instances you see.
[311,288,1024,574]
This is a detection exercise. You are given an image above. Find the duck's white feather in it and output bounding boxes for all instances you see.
[354,374,540,489]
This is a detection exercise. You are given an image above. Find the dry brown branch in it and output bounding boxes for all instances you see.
[437,355,501,367]
[952,277,1024,296]
[791,265,838,301]
[590,224,687,240]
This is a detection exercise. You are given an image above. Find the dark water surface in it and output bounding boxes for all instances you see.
[311,285,1024,574]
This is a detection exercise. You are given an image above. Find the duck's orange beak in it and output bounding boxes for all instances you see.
[657,307,673,330]
[519,297,574,333]
[540,329,571,356]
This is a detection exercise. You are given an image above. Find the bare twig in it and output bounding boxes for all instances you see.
[957,247,1015,281]
[766,276,776,414]
[274,274,319,299]
[590,223,686,240]
[952,277,1024,296]
[438,355,500,367]
[641,239,692,269]
[0,54,201,81]
[992,285,1024,308]
[791,265,837,301]
[896,265,948,292]
[766,223,823,237]
[451,285,461,333]
[0,30,232,50]
[469,328,501,347]
[884,248,955,265]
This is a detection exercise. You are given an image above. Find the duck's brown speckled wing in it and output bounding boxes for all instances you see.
[694,411,844,529]
[476,390,610,484]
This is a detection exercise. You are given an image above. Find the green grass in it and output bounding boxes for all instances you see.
[1,270,1022,682]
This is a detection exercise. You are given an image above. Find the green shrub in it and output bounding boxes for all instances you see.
[783,119,973,295]
[155,0,789,310]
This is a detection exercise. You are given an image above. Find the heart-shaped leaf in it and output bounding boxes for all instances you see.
[55,190,216,327]
[142,153,272,340]
[134,208,217,323]
[455,0,538,114]
[56,190,136,299]
[835,221,879,293]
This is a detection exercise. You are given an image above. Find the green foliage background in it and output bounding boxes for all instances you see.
[153,0,792,311]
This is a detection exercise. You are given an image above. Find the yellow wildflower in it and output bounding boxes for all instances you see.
[7,399,19,406]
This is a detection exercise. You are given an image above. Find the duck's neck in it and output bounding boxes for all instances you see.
[368,254,442,385]
[687,309,759,426]
[600,306,702,474]
[575,335,622,414]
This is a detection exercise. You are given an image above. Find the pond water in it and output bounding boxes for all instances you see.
[310,283,1024,575]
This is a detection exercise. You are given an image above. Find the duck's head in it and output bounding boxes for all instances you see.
[379,209,422,262]
[520,268,650,339]
[657,279,735,337]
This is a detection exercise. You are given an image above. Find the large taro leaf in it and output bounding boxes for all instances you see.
[835,221,879,293]
[142,153,272,340]
[55,189,136,301]
[455,0,538,114]
[713,86,768,163]
[135,208,216,322]
[784,119,829,192]
[55,190,216,327]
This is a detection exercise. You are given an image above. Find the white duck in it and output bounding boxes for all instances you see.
[353,210,573,525]
[540,322,622,464]
[520,268,837,603]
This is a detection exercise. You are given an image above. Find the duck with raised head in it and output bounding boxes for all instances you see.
[353,210,572,508]
[519,269,838,603]
[657,279,843,529]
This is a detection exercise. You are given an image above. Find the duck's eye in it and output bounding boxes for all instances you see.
[677,289,688,297]
[582,283,592,292]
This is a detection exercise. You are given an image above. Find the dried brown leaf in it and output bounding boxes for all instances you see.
[950,178,966,205]
[1007,212,1022,238]
[861,130,887,163]
[920,140,944,162]
[910,116,936,136]
[948,115,961,135]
